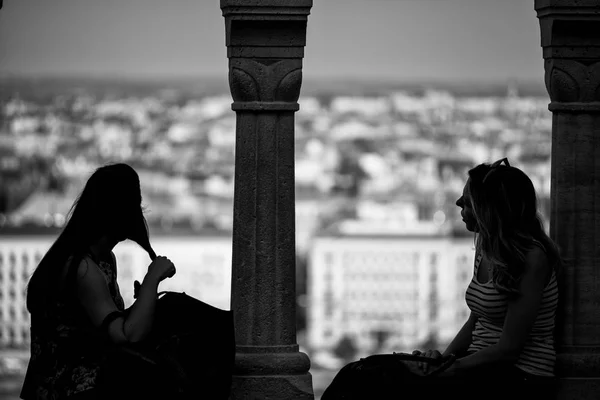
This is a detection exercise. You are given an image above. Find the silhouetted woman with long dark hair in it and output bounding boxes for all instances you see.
[20,163,176,400]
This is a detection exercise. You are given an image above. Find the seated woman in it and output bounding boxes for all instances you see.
[322,158,562,400]
[20,163,177,400]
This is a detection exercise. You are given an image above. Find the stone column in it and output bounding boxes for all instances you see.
[221,1,314,399]
[535,1,600,398]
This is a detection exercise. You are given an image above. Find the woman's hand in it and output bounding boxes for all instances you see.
[412,349,443,373]
[146,255,176,283]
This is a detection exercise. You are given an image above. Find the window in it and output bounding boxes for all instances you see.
[413,252,420,265]
[430,269,437,283]
[324,291,334,318]
[429,303,438,321]
[430,253,438,267]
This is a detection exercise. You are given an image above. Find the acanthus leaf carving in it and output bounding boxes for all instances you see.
[549,67,580,103]
[229,58,303,104]
[230,67,260,102]
[545,59,600,103]
[275,69,302,103]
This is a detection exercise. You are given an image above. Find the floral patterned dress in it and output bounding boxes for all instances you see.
[20,254,125,400]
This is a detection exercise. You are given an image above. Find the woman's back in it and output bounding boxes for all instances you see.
[20,254,124,400]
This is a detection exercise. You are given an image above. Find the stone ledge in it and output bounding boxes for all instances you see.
[234,351,311,375]
[229,373,314,400]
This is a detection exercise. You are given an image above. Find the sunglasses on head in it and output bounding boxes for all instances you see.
[482,157,510,183]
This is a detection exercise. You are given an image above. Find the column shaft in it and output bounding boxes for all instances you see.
[232,111,297,346]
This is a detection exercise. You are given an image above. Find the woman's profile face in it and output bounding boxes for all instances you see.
[456,180,478,232]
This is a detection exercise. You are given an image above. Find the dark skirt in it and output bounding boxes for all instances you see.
[321,358,556,400]
[66,389,102,400]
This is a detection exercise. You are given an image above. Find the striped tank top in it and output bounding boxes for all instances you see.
[464,245,559,377]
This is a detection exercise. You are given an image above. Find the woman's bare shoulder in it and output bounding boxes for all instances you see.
[59,255,100,280]
[523,245,551,283]
[525,244,549,265]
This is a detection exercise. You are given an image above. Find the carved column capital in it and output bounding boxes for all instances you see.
[536,0,600,112]
[222,0,311,112]
[228,58,303,111]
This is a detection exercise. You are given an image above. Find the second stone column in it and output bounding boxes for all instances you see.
[221,1,314,399]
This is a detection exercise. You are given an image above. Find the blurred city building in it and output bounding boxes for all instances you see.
[0,233,232,349]
[307,220,474,361]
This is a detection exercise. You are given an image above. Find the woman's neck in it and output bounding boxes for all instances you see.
[89,236,118,262]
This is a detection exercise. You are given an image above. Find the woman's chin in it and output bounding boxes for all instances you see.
[468,225,480,233]
[463,222,477,232]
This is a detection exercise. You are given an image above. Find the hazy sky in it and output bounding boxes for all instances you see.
[0,0,544,83]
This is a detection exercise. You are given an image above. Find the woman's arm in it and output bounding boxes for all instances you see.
[448,247,550,374]
[75,257,160,344]
[442,311,477,358]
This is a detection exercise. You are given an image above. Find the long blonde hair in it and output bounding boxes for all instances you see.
[467,161,562,298]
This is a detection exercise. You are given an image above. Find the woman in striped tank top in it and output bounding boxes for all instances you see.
[322,158,562,399]
[414,157,562,397]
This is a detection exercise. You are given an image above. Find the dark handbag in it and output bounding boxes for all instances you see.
[321,352,456,400]
[97,291,235,400]
[148,291,236,399]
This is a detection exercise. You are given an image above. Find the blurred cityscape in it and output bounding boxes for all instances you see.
[0,77,552,398]
[0,78,551,236]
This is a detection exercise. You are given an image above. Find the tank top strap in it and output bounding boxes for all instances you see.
[474,252,483,273]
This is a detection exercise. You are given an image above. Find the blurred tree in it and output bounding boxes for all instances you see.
[332,155,367,198]
[0,156,64,215]
[333,335,358,363]
[372,329,390,353]
[331,144,368,198]
[46,169,67,193]
[352,138,376,153]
